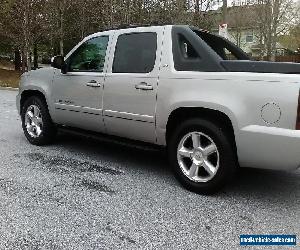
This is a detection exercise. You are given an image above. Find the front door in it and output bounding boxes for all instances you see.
[52,35,110,132]
[103,28,164,143]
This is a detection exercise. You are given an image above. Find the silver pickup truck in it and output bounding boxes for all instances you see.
[16,25,300,194]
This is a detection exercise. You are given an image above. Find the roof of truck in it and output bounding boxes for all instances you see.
[100,23,173,31]
[65,25,210,59]
[97,24,211,35]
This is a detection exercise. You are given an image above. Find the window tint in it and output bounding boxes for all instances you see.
[113,32,157,73]
[68,36,109,72]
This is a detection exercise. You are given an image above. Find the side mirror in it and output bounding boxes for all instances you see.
[51,55,67,73]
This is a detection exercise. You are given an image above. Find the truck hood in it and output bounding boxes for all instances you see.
[25,67,54,76]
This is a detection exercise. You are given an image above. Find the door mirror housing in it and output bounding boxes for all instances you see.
[51,55,67,73]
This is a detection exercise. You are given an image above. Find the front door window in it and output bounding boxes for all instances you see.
[68,36,109,72]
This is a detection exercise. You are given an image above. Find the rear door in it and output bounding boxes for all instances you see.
[103,27,164,143]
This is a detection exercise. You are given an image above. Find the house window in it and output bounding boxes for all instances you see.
[245,32,254,43]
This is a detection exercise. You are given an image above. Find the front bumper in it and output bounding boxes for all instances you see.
[16,92,21,115]
[237,125,300,171]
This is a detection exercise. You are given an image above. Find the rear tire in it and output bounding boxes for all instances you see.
[168,118,237,194]
[21,96,57,145]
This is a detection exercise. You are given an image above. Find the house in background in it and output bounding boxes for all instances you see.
[208,4,289,58]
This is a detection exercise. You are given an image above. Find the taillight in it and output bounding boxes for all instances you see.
[296,91,300,130]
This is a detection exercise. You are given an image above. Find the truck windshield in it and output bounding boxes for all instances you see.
[192,29,250,61]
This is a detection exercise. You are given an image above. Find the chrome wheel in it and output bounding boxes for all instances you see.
[177,131,219,183]
[25,105,43,138]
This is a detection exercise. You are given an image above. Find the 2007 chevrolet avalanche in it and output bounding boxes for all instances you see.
[16,25,300,194]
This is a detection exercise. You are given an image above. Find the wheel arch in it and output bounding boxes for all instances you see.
[165,107,238,154]
[20,89,49,114]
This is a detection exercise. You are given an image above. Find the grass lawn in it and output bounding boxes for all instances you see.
[0,68,21,88]
[0,60,20,88]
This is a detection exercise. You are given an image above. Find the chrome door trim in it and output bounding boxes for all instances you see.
[104,110,154,123]
[54,103,102,115]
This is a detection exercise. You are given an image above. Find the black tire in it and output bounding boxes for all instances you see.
[21,96,57,145]
[168,118,237,194]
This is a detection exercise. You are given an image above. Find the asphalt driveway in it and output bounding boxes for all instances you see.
[0,89,299,249]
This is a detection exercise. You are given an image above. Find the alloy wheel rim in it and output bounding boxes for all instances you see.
[25,105,43,138]
[177,131,219,183]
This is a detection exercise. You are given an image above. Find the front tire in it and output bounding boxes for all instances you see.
[168,118,237,194]
[21,96,57,145]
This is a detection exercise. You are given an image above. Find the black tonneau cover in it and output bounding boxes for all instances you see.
[221,60,300,74]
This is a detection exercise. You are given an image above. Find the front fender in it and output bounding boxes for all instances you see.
[18,68,55,117]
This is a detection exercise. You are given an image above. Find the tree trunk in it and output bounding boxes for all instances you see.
[222,0,228,24]
[193,0,200,25]
[266,28,272,61]
[110,0,114,26]
[59,1,64,56]
[270,38,277,61]
[14,50,21,71]
[21,50,26,73]
[33,43,38,69]
[79,0,86,40]
[258,27,265,60]
[59,39,64,56]
[23,0,31,71]
[26,49,31,72]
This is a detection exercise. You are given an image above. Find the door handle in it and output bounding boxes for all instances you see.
[135,82,153,90]
[86,80,101,87]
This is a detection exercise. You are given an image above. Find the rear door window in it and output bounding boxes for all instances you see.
[112,32,157,73]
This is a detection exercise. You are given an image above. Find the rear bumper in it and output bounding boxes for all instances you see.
[237,125,300,171]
